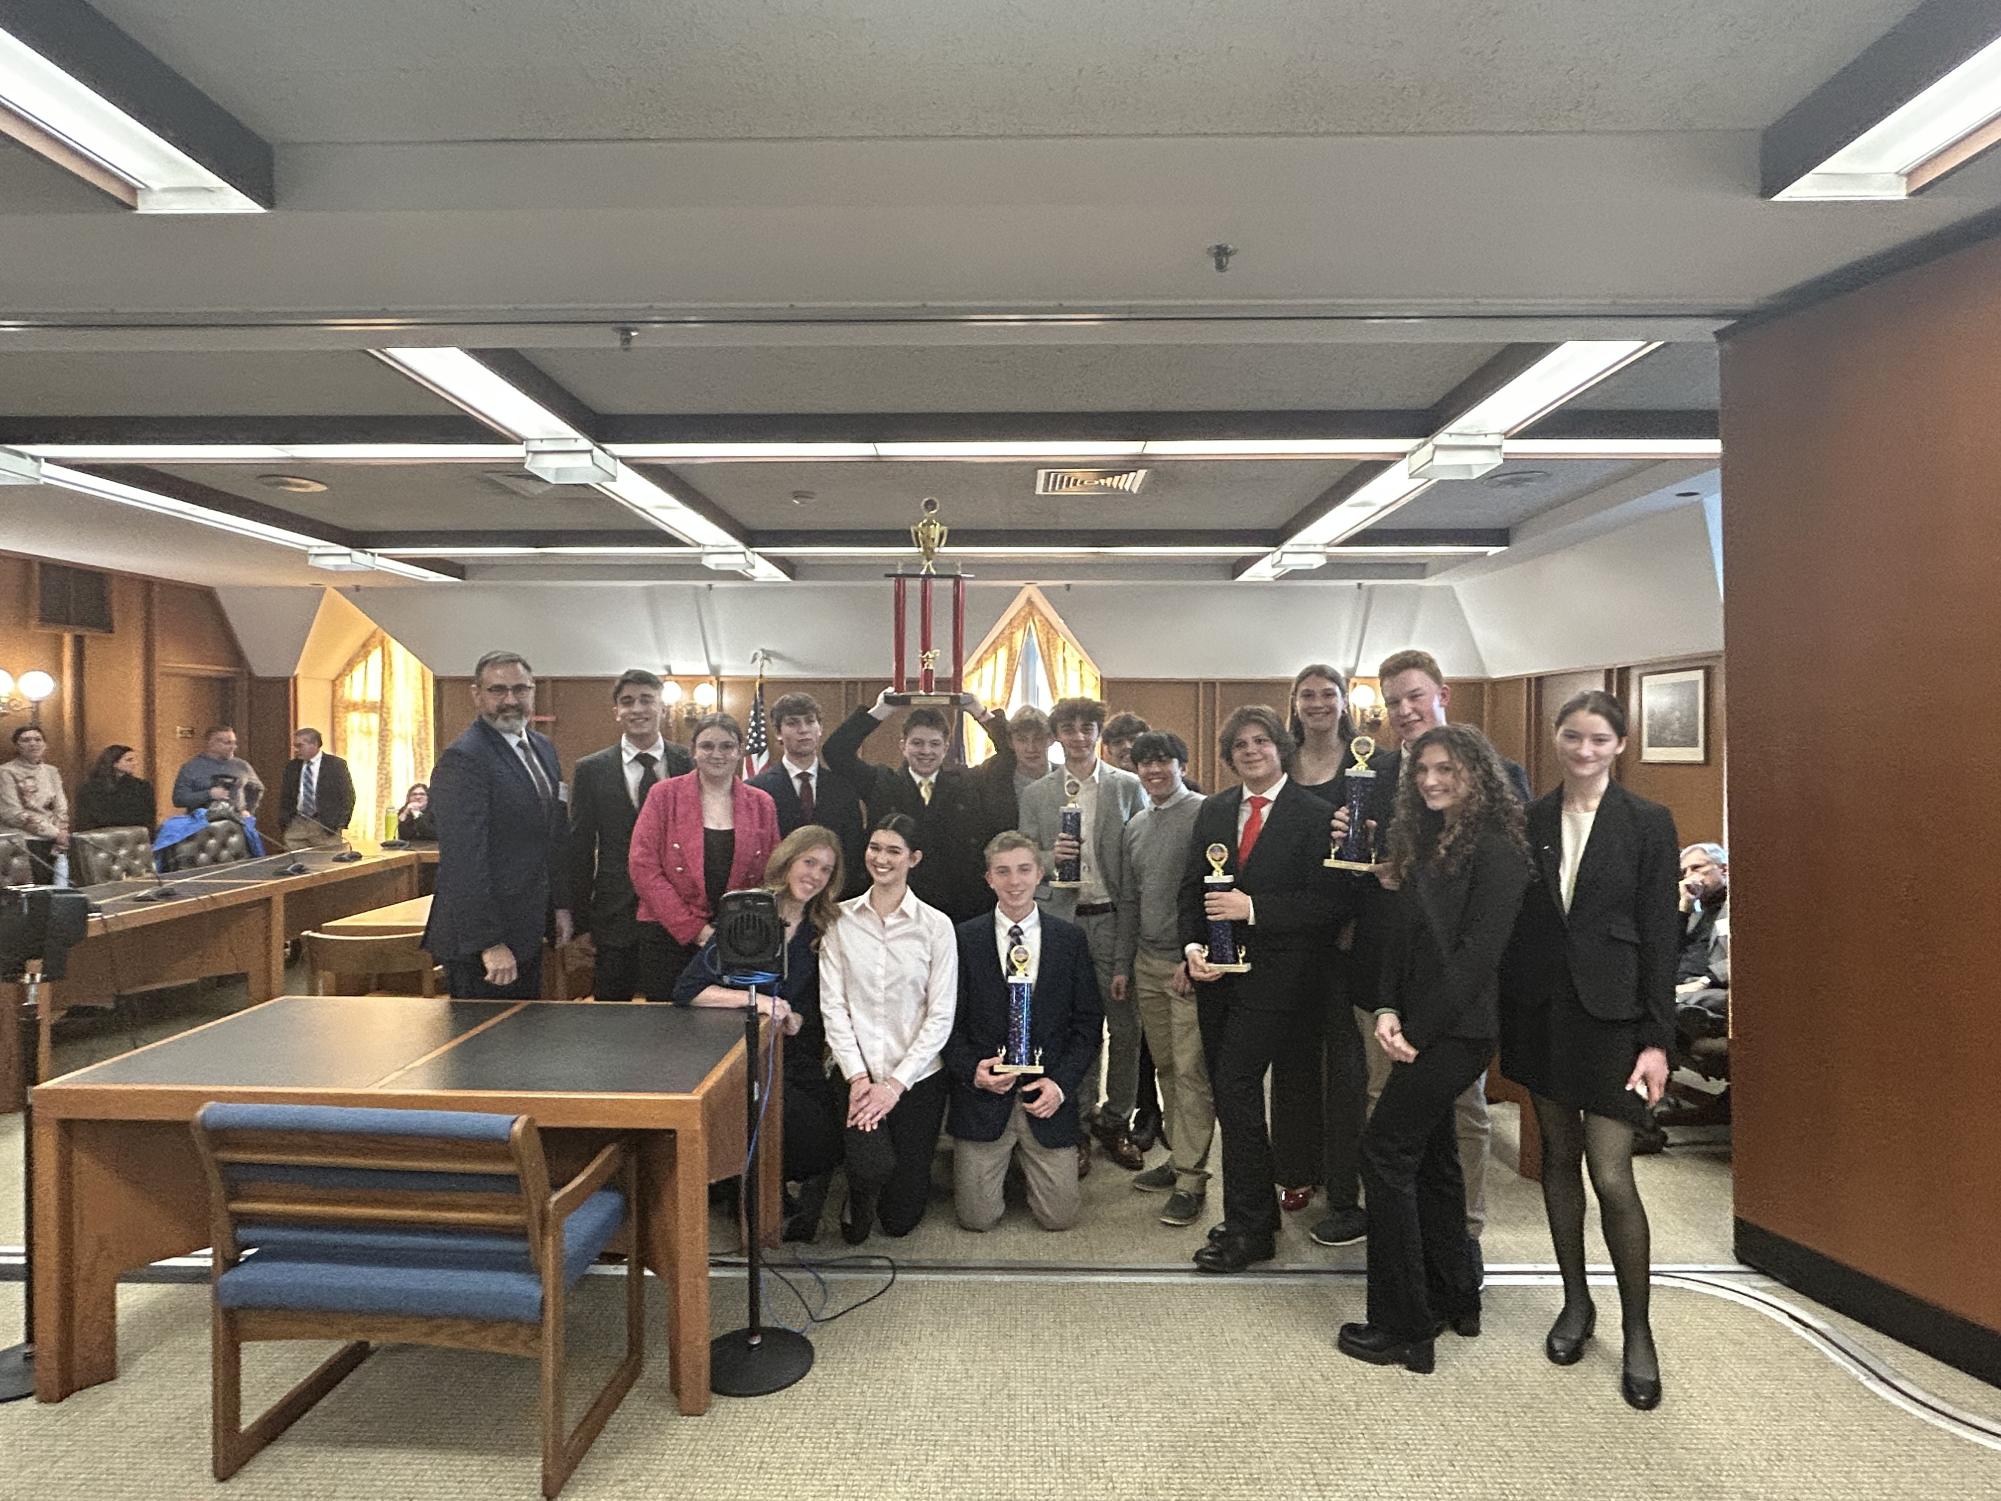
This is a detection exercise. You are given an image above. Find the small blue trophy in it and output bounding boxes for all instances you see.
[1324,734,1380,871]
[997,942,1044,1074]
[1051,776,1083,889]
[1202,842,1251,974]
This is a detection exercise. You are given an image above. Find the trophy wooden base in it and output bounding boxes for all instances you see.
[1204,954,1251,975]
[883,691,962,707]
[994,1060,1046,1075]
[1324,855,1379,872]
[1047,878,1081,890]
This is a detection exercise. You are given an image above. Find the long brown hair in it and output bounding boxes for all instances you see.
[1287,663,1357,744]
[763,824,845,944]
[1385,724,1527,882]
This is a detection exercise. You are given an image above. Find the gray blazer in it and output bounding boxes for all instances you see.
[1017,762,1146,920]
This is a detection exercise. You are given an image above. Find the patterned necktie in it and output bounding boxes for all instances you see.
[299,759,316,817]
[1008,923,1024,974]
[797,769,816,819]
[1238,794,1270,867]
[517,738,552,807]
[918,776,933,806]
[634,751,659,807]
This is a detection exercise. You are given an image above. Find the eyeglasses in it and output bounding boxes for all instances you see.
[479,683,535,699]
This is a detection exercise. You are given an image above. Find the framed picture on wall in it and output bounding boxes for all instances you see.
[1638,667,1707,764]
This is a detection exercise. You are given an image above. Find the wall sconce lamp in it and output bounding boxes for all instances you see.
[0,668,57,721]
[1347,679,1382,732]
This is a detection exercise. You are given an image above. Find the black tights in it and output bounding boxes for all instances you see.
[1532,1095,1658,1381]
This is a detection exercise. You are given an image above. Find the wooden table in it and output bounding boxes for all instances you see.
[32,994,782,1416]
[321,892,592,999]
[2,850,419,1111]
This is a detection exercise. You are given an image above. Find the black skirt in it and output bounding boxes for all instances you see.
[1499,978,1651,1129]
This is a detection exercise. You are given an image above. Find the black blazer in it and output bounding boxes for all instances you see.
[943,910,1103,1149]
[422,719,567,965]
[1381,823,1531,1051]
[822,706,1018,921]
[278,753,355,834]
[749,759,868,899]
[74,774,156,834]
[562,742,689,947]
[1505,783,1680,1052]
[1177,779,1349,1013]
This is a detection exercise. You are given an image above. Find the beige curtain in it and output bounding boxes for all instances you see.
[959,586,1102,764]
[333,631,435,842]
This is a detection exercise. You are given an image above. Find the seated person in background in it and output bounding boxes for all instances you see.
[1008,707,1055,800]
[946,832,1103,1233]
[1662,842,1731,1128]
[172,725,264,817]
[74,744,157,835]
[395,783,438,841]
[1101,712,1150,773]
[673,826,849,1242]
[1,725,70,877]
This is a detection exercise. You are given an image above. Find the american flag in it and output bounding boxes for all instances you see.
[741,673,770,780]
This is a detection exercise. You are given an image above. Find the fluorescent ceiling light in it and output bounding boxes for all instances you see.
[593,461,785,578]
[1290,460,1433,547]
[14,455,457,581]
[608,443,877,461]
[0,29,265,213]
[523,439,617,486]
[1775,33,2001,199]
[1503,438,1722,459]
[370,349,580,442]
[1137,439,1415,459]
[1409,435,1504,481]
[0,448,42,484]
[872,441,1147,459]
[15,443,525,463]
[1448,342,1658,437]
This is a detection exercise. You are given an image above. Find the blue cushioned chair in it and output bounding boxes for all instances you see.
[191,1103,642,1498]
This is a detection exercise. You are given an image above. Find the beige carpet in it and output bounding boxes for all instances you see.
[2,1274,1996,1501]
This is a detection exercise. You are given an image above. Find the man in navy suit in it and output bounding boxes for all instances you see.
[748,691,867,898]
[423,650,572,999]
[945,831,1103,1232]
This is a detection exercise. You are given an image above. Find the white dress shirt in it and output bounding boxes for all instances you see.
[621,736,668,807]
[1066,760,1111,906]
[1560,805,1597,914]
[820,886,959,1088]
[993,903,1042,983]
[1236,774,1288,841]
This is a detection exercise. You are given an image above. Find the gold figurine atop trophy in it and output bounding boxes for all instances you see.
[886,499,966,704]
[911,497,948,575]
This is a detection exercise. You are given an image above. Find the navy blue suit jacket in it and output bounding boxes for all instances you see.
[422,718,566,965]
[944,910,1102,1149]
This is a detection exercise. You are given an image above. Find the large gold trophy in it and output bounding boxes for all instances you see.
[885,499,968,705]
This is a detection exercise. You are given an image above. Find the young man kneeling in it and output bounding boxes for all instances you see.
[946,832,1104,1231]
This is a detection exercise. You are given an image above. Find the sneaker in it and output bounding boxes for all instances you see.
[1131,1163,1177,1192]
[1159,1190,1205,1226]
[1309,1206,1368,1247]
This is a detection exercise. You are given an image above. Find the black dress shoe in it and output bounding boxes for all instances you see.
[1192,1231,1275,1273]
[1128,1107,1162,1154]
[1337,1322,1435,1373]
[1545,1305,1597,1366]
[1206,1219,1237,1242]
[1443,1309,1480,1338]
[1621,1370,1664,1410]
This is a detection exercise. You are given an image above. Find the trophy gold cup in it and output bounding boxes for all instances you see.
[996,942,1044,1074]
[1050,776,1084,888]
[884,498,967,707]
[1324,734,1380,871]
[1201,842,1251,974]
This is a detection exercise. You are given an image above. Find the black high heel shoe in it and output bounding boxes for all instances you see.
[1621,1336,1663,1410]
[1337,1322,1436,1373]
[1545,1305,1597,1366]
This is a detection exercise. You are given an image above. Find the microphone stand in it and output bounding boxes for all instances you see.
[1,963,43,1401]
[708,975,814,1397]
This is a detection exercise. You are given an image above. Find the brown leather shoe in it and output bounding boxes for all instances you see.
[1077,1141,1093,1178]
[1099,1130,1145,1172]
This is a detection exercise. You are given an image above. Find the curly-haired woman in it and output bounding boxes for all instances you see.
[1338,724,1529,1373]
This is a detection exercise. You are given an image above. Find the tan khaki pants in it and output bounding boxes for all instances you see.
[1134,948,1215,1195]
[953,1099,1082,1232]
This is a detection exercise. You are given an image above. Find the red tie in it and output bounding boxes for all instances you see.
[797,770,816,819]
[1238,794,1269,868]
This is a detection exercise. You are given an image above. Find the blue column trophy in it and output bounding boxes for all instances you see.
[1323,734,1379,870]
[996,941,1043,1074]
[1049,776,1083,889]
[1202,842,1251,974]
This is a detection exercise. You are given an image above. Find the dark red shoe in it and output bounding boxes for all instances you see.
[1280,1186,1315,1213]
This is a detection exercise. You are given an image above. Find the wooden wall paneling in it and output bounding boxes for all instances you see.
[1617,655,1726,845]
[0,554,75,772]
[79,573,150,774]
[152,582,243,673]
[1723,232,2001,1343]
[545,676,612,775]
[1482,678,1532,773]
[245,677,294,805]
[1099,678,1203,769]
[1445,678,1487,733]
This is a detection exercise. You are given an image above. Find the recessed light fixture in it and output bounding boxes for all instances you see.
[256,474,328,494]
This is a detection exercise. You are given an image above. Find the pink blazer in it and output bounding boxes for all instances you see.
[628,772,781,944]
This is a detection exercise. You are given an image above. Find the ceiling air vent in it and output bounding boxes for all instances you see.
[1034,467,1148,496]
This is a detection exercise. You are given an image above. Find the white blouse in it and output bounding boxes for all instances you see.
[1559,805,1598,914]
[819,887,959,1089]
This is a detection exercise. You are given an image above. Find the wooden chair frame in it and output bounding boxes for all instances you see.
[192,1115,644,1498]
[300,929,442,997]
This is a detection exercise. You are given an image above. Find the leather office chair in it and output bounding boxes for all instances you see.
[192,1103,643,1498]
[68,825,155,885]
[0,831,32,886]
[161,814,251,871]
